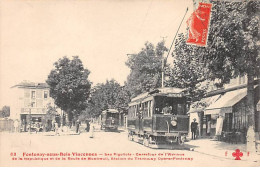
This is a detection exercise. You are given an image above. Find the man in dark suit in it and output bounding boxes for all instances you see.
[191,118,198,140]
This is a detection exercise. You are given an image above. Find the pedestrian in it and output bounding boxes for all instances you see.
[14,119,19,133]
[216,116,224,141]
[191,118,198,140]
[85,120,90,132]
[54,122,59,136]
[76,119,80,134]
[89,122,95,138]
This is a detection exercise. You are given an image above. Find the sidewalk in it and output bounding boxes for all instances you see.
[185,138,259,162]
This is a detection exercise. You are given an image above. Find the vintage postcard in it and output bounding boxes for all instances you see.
[0,0,259,167]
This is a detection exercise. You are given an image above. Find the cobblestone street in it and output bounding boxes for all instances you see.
[0,130,259,167]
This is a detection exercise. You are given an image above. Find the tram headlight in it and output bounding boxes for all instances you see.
[170,120,177,126]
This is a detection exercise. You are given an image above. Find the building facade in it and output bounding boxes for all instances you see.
[188,75,260,143]
[10,81,61,132]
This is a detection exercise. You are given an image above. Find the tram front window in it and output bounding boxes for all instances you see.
[155,96,186,115]
[162,103,172,115]
[107,113,118,119]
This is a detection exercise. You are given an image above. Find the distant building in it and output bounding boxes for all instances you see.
[10,81,61,132]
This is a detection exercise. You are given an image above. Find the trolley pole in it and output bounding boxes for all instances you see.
[161,7,188,88]
[161,58,165,88]
[29,105,31,134]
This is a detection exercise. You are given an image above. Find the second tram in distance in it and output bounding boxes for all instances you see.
[100,109,120,131]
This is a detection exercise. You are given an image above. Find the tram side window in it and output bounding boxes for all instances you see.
[131,106,135,118]
[143,102,148,118]
[134,105,137,117]
[147,101,151,117]
[128,106,133,118]
[149,101,153,117]
[128,107,131,117]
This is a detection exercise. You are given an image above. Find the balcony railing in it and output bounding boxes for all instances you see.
[21,108,47,114]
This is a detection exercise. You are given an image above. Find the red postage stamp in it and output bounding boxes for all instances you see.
[186,2,212,46]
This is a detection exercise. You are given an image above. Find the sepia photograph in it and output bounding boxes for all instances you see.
[0,0,259,167]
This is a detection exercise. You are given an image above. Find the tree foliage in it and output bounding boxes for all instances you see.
[204,0,259,84]
[172,33,209,102]
[88,79,130,117]
[125,41,168,98]
[0,106,10,118]
[46,103,57,117]
[173,1,259,101]
[46,56,91,120]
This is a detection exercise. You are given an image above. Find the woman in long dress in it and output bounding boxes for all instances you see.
[89,122,95,138]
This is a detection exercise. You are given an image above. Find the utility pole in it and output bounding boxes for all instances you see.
[160,36,167,42]
[28,103,32,134]
[29,107,31,134]
[162,58,165,88]
[161,36,167,88]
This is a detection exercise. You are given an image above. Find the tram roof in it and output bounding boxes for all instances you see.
[101,109,119,114]
[129,87,185,104]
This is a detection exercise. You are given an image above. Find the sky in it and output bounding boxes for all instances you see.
[0,0,194,107]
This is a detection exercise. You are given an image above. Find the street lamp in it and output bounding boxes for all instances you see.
[27,102,33,134]
[126,54,135,56]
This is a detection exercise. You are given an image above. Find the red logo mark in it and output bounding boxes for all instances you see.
[186,2,212,46]
[232,149,243,160]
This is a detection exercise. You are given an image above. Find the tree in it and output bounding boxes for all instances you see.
[114,85,131,114]
[175,0,259,152]
[0,106,10,118]
[78,108,92,121]
[88,79,131,117]
[46,56,91,122]
[46,103,58,117]
[45,103,58,131]
[171,33,209,102]
[207,1,259,153]
[125,41,168,98]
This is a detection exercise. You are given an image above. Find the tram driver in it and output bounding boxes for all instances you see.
[162,103,172,115]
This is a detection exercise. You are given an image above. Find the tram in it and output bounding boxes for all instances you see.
[127,87,189,148]
[100,109,120,131]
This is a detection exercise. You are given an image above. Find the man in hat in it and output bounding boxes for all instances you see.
[162,103,171,115]
[191,118,198,140]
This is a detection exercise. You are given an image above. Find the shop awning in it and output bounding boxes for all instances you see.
[188,94,221,113]
[204,88,247,115]
[257,100,260,112]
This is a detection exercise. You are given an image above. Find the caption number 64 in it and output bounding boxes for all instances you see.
[10,152,16,156]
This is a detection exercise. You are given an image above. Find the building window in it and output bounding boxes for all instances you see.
[31,91,36,99]
[31,102,36,107]
[44,91,48,99]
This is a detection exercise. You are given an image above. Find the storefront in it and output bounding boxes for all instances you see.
[256,100,260,140]
[20,114,46,132]
[188,94,221,138]
[204,87,259,143]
